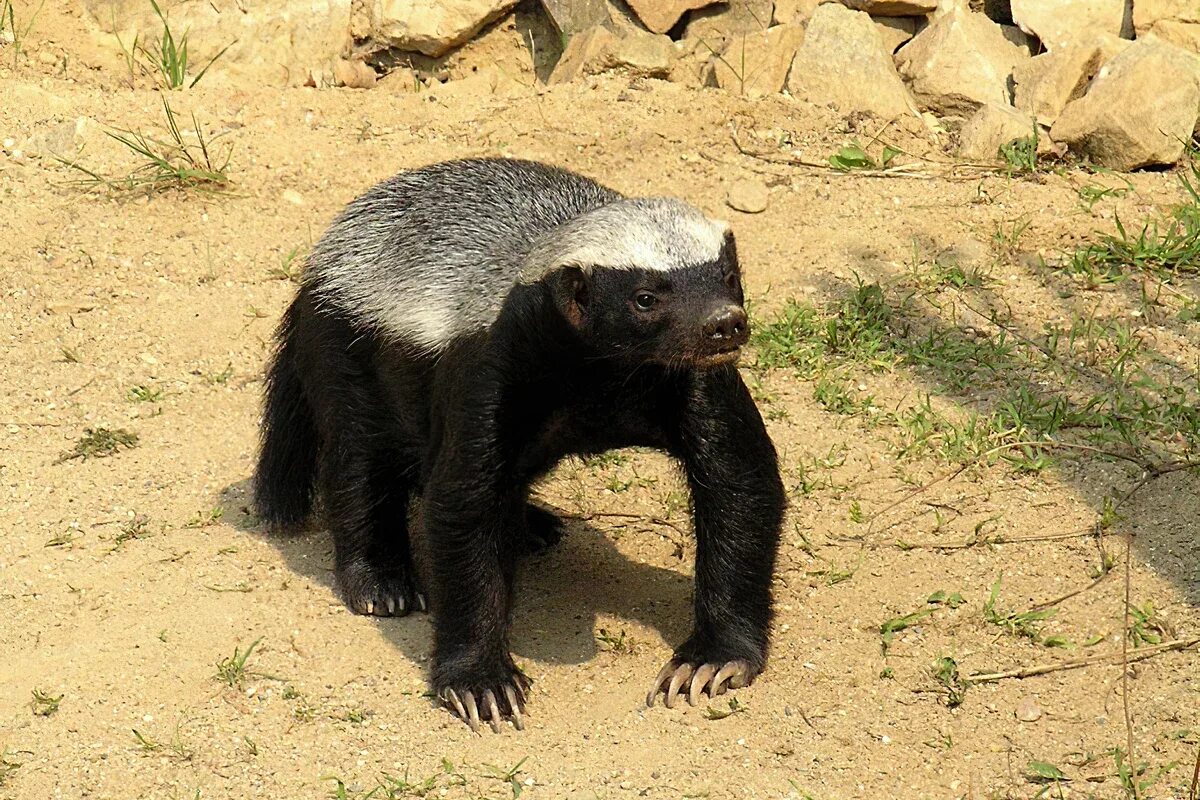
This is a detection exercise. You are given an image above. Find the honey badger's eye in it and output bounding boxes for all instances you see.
[634,292,657,310]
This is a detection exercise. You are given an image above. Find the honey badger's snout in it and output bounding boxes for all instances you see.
[702,305,748,347]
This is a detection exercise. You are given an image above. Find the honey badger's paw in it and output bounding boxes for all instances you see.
[646,658,758,709]
[438,668,531,733]
[337,562,426,617]
[519,504,565,555]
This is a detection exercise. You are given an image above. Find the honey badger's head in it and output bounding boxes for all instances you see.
[525,198,748,368]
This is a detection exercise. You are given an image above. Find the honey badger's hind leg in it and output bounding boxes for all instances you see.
[322,444,426,617]
[519,503,565,555]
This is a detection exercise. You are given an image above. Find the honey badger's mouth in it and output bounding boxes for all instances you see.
[693,347,742,368]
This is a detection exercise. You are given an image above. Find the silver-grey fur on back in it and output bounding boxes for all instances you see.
[305,158,730,355]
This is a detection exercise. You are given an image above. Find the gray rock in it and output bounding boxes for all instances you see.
[727,178,770,212]
[1010,0,1129,51]
[624,0,722,33]
[957,102,1037,160]
[1013,43,1099,126]
[540,0,612,36]
[841,0,936,15]
[1134,0,1200,56]
[787,4,920,118]
[1050,39,1200,169]
[712,23,805,95]
[351,0,520,58]
[549,25,675,83]
[896,6,1029,116]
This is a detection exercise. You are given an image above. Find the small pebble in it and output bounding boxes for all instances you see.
[1015,696,1042,722]
[726,179,769,214]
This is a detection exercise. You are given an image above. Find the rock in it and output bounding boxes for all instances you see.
[1135,1,1200,56]
[1013,42,1102,125]
[712,23,805,95]
[1010,0,1129,51]
[426,66,526,98]
[685,0,775,48]
[351,0,520,58]
[974,0,1012,24]
[999,23,1036,54]
[896,7,1029,116]
[539,0,612,36]
[21,118,89,159]
[957,102,1037,160]
[874,15,922,53]
[87,0,348,86]
[548,26,674,83]
[727,178,769,212]
[333,58,379,89]
[786,4,920,118]
[772,0,821,25]
[840,0,936,15]
[1015,696,1042,722]
[1050,39,1200,170]
[625,0,721,33]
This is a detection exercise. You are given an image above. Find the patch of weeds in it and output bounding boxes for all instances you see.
[881,592,966,652]
[325,766,451,799]
[127,384,163,402]
[0,750,22,786]
[829,141,899,171]
[184,506,224,528]
[144,0,232,89]
[1127,601,1172,648]
[58,346,81,363]
[584,450,629,469]
[57,96,231,193]
[595,627,636,655]
[999,128,1040,175]
[204,362,234,385]
[1027,759,1070,797]
[31,689,62,716]
[982,575,1058,644]
[54,427,138,464]
[132,724,194,761]
[343,708,369,726]
[814,374,873,415]
[704,697,747,720]
[750,298,824,376]
[481,756,529,799]
[993,216,1032,256]
[266,245,306,282]
[931,655,968,708]
[111,514,153,551]
[44,531,77,548]
[1077,179,1130,212]
[214,638,263,688]
[848,500,865,524]
[0,0,44,63]
[1112,747,1178,798]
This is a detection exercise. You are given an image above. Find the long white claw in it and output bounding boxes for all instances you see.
[688,663,718,706]
[505,685,524,731]
[665,664,694,709]
[647,661,677,707]
[364,601,375,616]
[484,689,502,734]
[463,690,481,734]
[416,593,427,612]
[385,597,395,615]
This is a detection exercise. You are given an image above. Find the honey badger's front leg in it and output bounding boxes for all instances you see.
[647,365,786,708]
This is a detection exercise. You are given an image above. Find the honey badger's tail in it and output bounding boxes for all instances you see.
[254,297,319,529]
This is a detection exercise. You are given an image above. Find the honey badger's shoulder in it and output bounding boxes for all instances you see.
[302,157,729,354]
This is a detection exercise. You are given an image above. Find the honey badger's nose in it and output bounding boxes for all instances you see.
[702,306,749,345]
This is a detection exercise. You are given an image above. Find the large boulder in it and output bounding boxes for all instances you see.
[625,0,721,33]
[539,0,612,37]
[548,25,674,83]
[1134,0,1200,55]
[712,23,805,94]
[895,7,1028,116]
[685,0,775,47]
[787,4,920,117]
[874,15,923,52]
[1010,0,1130,51]
[771,0,821,25]
[83,0,349,84]
[1012,41,1104,126]
[350,0,518,58]
[957,103,1037,160]
[841,0,936,15]
[1050,39,1200,170]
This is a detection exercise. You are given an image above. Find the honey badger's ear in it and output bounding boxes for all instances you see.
[548,264,590,328]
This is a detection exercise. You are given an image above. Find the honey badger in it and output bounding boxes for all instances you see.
[254,158,786,733]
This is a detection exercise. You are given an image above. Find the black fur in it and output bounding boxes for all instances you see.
[254,160,786,723]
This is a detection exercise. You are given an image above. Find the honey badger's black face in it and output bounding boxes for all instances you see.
[557,250,749,369]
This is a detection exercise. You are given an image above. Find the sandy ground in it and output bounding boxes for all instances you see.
[1,5,1198,799]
